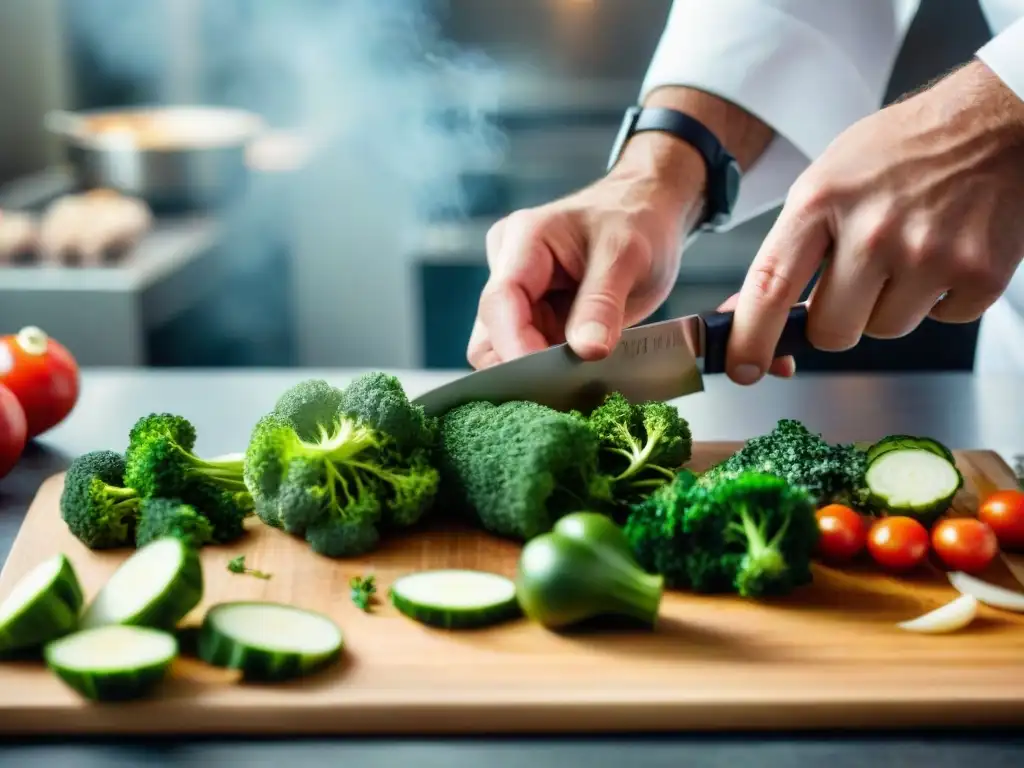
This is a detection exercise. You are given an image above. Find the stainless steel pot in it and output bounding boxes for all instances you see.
[44,105,266,212]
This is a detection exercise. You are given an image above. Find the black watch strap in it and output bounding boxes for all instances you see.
[607,106,741,231]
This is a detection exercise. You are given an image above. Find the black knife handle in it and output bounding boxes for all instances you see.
[702,304,810,375]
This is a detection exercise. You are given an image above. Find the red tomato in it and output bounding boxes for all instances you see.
[866,516,930,572]
[931,518,999,573]
[815,504,868,562]
[0,383,27,480]
[978,490,1024,551]
[0,326,79,439]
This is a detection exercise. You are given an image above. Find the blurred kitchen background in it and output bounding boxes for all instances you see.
[0,0,993,371]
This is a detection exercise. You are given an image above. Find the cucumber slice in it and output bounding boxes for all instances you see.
[45,625,177,701]
[865,447,963,524]
[866,435,955,465]
[389,569,520,629]
[0,554,84,654]
[196,601,343,682]
[79,537,203,631]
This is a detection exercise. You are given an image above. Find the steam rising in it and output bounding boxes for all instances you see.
[68,0,508,366]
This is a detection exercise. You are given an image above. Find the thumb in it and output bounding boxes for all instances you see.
[566,229,645,360]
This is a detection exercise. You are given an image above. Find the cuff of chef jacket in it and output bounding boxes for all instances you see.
[639,0,905,230]
[976,16,1024,106]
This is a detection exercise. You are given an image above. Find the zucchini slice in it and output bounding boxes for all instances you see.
[196,601,343,682]
[866,435,955,465]
[79,537,203,631]
[45,624,177,702]
[389,569,520,629]
[0,553,83,654]
[865,447,963,524]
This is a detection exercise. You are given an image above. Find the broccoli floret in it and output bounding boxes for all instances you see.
[135,497,214,549]
[438,400,612,541]
[272,379,346,442]
[59,450,141,549]
[337,371,438,451]
[624,471,819,598]
[179,480,249,544]
[124,413,247,499]
[244,377,440,558]
[622,469,699,588]
[584,393,692,504]
[698,419,868,509]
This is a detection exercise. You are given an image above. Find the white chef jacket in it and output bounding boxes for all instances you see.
[642,0,1024,373]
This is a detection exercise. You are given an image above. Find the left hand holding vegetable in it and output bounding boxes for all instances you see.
[724,59,1024,385]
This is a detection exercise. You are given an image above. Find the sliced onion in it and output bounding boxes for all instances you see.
[897,594,978,634]
[1000,553,1024,590]
[948,570,1024,612]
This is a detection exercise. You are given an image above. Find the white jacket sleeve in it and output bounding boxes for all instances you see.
[641,0,921,229]
[977,16,1024,104]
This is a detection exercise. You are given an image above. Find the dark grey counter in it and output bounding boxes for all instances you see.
[1,369,1022,766]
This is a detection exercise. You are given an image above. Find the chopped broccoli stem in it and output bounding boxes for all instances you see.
[227,555,271,580]
[349,574,377,611]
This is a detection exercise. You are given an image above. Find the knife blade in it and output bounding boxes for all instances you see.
[413,304,810,417]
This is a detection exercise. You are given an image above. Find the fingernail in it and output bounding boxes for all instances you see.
[572,321,609,351]
[733,363,763,385]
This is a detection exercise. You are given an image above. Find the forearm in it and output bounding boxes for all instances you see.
[608,86,774,227]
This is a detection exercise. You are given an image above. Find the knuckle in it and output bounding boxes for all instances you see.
[787,174,836,215]
[599,227,651,269]
[746,262,796,305]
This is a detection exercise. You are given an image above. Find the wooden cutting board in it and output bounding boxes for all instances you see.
[0,444,1022,736]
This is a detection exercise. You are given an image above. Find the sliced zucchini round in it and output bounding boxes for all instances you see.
[866,435,955,465]
[0,553,84,654]
[389,569,520,629]
[79,537,203,631]
[865,447,963,524]
[45,624,178,702]
[196,601,343,682]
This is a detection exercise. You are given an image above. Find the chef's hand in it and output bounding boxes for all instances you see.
[725,59,1024,385]
[468,87,790,375]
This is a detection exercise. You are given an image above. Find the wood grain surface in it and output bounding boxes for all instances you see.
[0,444,1022,736]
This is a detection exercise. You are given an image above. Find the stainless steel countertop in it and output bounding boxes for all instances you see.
[1,368,1022,765]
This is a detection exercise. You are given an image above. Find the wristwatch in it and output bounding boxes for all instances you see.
[606,106,741,231]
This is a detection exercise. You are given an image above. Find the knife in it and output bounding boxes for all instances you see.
[413,304,811,417]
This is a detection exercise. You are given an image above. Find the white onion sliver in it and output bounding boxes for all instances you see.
[1000,553,1024,591]
[897,594,978,634]
[947,570,1024,612]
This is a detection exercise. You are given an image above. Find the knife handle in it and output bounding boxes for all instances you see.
[701,304,810,375]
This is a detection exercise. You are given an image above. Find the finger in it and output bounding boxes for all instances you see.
[928,285,1004,324]
[484,217,507,268]
[717,292,795,377]
[466,319,492,369]
[805,235,889,351]
[728,199,832,384]
[477,214,558,361]
[565,228,646,359]
[865,278,949,339]
[475,348,502,369]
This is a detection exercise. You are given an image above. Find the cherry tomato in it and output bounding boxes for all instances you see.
[931,518,999,573]
[0,326,79,439]
[0,382,27,480]
[815,504,868,562]
[867,516,930,572]
[977,490,1024,551]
